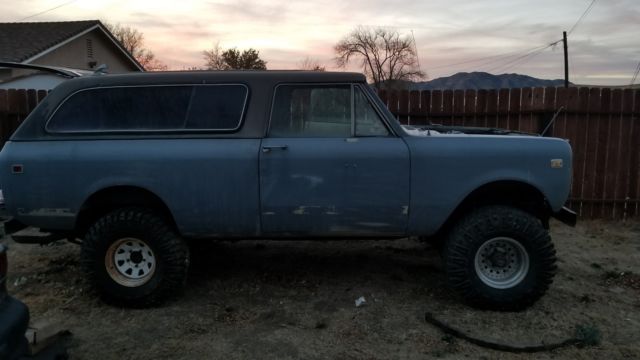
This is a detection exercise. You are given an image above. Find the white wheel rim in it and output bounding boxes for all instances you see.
[105,238,156,287]
[474,237,529,289]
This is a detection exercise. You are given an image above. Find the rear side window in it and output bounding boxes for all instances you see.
[47,84,248,132]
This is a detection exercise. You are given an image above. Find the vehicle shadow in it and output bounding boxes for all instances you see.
[185,238,451,302]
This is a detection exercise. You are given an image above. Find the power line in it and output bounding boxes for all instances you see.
[484,47,548,74]
[427,43,552,70]
[476,42,558,73]
[631,61,640,86]
[484,40,560,74]
[18,0,78,22]
[497,46,552,74]
[568,0,598,35]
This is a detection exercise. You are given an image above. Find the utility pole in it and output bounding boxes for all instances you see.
[563,31,569,88]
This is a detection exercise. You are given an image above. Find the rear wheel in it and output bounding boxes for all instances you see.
[443,205,556,310]
[81,207,190,306]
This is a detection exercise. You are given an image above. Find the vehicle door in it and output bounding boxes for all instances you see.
[259,83,410,236]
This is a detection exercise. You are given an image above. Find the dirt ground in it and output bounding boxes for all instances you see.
[3,219,640,360]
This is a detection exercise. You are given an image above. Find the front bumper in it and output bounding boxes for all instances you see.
[0,294,30,360]
[552,206,577,227]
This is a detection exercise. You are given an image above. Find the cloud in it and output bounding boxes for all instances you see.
[0,0,637,85]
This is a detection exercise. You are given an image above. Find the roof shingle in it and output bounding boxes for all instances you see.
[0,20,100,62]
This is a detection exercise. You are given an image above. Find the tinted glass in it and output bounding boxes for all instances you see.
[270,85,351,137]
[354,87,389,136]
[47,85,247,132]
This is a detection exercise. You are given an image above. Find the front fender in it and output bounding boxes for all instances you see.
[405,135,572,235]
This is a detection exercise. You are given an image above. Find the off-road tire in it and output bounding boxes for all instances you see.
[443,206,556,310]
[81,207,190,307]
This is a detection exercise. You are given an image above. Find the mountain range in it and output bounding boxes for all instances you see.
[409,72,567,90]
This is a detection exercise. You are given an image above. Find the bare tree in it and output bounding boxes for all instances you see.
[104,22,168,71]
[202,42,228,70]
[298,57,325,71]
[334,26,425,88]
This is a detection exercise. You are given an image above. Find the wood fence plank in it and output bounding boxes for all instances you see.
[388,91,399,122]
[37,90,48,102]
[520,88,534,133]
[26,89,38,113]
[603,89,623,218]
[544,87,557,111]
[553,87,569,138]
[409,90,421,124]
[508,88,521,131]
[571,87,590,216]
[476,89,487,127]
[4,89,28,148]
[530,87,545,133]
[630,90,640,217]
[485,89,498,127]
[542,87,556,135]
[497,88,510,129]
[442,90,453,125]
[453,89,465,126]
[582,88,601,217]
[562,87,580,209]
[420,90,432,125]
[593,88,612,217]
[378,89,388,106]
[0,90,7,149]
[554,87,571,213]
[431,90,443,120]
[15,89,28,116]
[0,90,6,112]
[531,87,545,112]
[7,89,19,114]
[464,89,476,127]
[398,90,409,125]
[617,89,635,219]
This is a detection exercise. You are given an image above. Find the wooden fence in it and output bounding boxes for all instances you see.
[378,87,640,220]
[0,89,48,146]
[1,87,639,219]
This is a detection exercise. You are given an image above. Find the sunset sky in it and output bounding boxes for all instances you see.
[1,0,638,85]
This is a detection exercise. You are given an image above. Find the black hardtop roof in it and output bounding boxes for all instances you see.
[61,70,367,89]
[11,70,389,141]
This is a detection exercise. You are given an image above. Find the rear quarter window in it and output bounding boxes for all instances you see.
[46,84,248,133]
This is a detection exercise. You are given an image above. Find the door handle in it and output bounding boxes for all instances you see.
[262,145,288,153]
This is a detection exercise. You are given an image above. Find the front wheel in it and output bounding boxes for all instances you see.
[443,206,556,310]
[80,208,190,306]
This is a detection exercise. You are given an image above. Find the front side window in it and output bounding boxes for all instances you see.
[354,87,389,136]
[269,84,390,138]
[47,84,247,132]
[270,85,351,137]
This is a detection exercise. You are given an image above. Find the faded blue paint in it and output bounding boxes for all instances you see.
[259,137,410,236]
[405,134,572,235]
[0,132,572,238]
[0,139,262,237]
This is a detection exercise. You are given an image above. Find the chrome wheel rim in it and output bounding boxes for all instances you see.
[474,237,529,289]
[105,238,156,287]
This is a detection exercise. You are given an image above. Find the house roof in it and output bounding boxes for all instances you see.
[0,20,144,70]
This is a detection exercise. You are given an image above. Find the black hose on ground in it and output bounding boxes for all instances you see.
[424,312,593,353]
